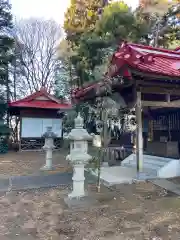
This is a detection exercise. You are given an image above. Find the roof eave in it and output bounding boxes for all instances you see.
[8,104,72,110]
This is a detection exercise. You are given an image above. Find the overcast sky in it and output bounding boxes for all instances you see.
[10,0,139,24]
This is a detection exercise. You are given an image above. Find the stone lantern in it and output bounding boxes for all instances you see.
[66,113,92,199]
[41,126,56,170]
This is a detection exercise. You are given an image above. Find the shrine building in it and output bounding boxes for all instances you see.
[72,42,180,174]
[8,87,71,151]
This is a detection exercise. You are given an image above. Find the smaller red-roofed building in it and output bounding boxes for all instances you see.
[8,87,72,151]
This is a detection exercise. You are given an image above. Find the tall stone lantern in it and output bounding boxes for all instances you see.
[66,113,92,198]
[41,126,56,170]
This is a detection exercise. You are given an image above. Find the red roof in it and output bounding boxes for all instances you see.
[72,42,180,100]
[9,88,72,110]
[113,42,180,78]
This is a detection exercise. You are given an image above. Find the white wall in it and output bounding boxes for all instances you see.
[21,117,62,138]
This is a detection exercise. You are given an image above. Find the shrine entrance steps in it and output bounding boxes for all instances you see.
[88,166,137,186]
[121,154,180,178]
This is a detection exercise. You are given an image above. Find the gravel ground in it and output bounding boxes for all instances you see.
[0,181,180,240]
[0,151,71,176]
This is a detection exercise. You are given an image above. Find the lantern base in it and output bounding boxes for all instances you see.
[40,164,53,171]
[68,190,87,199]
[64,194,97,208]
[40,154,53,170]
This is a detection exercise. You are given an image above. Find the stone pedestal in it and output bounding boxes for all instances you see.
[42,148,53,170]
[64,195,98,209]
[41,127,56,171]
[66,113,92,199]
[69,164,85,198]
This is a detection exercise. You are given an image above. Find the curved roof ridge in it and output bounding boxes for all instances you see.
[175,46,180,52]
[129,43,180,54]
[128,43,180,60]
[9,88,65,106]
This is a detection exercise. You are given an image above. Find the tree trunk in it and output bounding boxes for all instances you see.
[6,65,10,128]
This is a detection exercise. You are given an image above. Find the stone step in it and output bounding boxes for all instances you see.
[123,163,158,173]
[122,154,174,164]
[122,164,157,176]
[127,159,168,168]
[143,155,174,163]
[122,154,173,171]
[150,179,180,195]
[122,160,163,170]
[133,174,158,181]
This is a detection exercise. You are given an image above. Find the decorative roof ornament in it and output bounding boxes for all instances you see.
[39,86,47,92]
[172,62,180,70]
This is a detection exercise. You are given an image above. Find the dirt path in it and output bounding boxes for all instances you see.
[0,182,180,240]
[0,151,71,176]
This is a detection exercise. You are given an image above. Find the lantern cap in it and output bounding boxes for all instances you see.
[67,113,92,140]
[42,126,56,138]
[74,112,84,128]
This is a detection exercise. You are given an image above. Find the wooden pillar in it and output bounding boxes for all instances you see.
[19,116,22,151]
[166,94,170,103]
[148,119,153,141]
[135,91,143,173]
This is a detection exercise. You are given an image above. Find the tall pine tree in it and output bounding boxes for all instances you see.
[0,0,14,137]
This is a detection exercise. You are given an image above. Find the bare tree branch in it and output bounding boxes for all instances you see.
[12,18,62,96]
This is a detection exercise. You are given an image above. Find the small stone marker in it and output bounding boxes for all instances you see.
[40,126,56,170]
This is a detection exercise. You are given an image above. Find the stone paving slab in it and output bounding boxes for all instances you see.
[10,172,73,191]
[150,179,180,195]
[0,177,10,192]
[4,171,97,191]
[3,234,36,240]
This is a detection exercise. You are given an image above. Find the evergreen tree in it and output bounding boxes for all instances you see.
[54,62,71,100]
[96,1,148,43]
[139,0,180,47]
[67,1,149,86]
[64,0,109,43]
[0,0,14,136]
[154,3,180,48]
[55,39,78,98]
